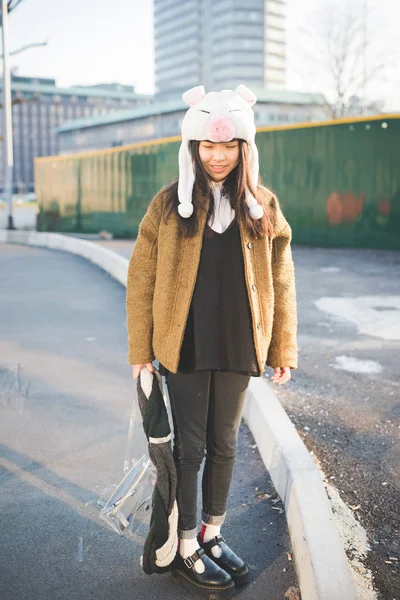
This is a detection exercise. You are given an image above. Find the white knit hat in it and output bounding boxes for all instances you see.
[178,84,263,220]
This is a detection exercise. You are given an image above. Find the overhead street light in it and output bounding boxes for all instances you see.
[7,0,26,12]
[1,39,48,58]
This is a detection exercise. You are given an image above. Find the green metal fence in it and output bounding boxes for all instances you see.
[34,115,400,249]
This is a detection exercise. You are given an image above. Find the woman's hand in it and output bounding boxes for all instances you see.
[132,362,155,380]
[270,367,291,385]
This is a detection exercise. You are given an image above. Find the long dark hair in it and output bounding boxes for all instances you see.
[160,139,274,239]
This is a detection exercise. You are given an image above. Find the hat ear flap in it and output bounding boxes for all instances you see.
[235,84,257,107]
[245,141,263,219]
[249,141,259,190]
[177,142,195,218]
[182,85,206,107]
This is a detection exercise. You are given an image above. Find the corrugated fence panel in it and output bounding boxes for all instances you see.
[257,116,400,248]
[34,118,399,248]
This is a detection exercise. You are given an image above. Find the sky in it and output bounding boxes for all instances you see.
[6,0,400,110]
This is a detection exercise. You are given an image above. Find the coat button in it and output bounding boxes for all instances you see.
[247,242,253,249]
[252,284,257,291]
[256,322,261,330]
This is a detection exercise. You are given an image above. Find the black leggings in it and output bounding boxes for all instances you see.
[165,369,251,539]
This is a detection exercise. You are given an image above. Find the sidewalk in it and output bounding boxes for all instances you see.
[0,242,298,600]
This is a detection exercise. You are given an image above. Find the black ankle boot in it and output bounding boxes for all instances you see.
[170,546,235,599]
[199,534,249,587]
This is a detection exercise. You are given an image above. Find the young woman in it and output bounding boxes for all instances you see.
[126,84,297,599]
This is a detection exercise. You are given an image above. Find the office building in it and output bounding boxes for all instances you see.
[0,75,151,193]
[154,0,286,98]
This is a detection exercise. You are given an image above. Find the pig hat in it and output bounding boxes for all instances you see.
[178,84,264,220]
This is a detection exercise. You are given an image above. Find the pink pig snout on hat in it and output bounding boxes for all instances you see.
[206,115,235,143]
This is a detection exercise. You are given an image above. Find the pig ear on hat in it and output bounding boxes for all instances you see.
[235,84,257,107]
[182,85,206,107]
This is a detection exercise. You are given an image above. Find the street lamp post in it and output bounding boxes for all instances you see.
[1,0,15,229]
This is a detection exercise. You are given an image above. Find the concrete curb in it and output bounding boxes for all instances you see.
[3,230,128,287]
[2,230,357,600]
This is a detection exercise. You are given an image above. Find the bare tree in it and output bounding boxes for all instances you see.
[288,0,396,118]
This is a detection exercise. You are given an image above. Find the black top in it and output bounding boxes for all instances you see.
[160,216,261,377]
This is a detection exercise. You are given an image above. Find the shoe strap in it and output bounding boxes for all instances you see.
[202,534,225,550]
[183,546,205,569]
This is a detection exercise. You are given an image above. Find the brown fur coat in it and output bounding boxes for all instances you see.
[126,185,298,373]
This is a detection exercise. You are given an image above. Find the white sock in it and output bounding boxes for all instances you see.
[202,523,222,558]
[179,537,205,573]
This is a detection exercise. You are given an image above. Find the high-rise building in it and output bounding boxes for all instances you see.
[154,0,286,98]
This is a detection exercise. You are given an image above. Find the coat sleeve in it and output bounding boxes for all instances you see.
[266,222,298,370]
[126,198,161,365]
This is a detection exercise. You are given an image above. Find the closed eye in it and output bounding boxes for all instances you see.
[229,109,242,112]
[198,109,210,114]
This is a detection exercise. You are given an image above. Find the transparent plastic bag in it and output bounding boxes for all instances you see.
[91,374,160,538]
[92,365,175,540]
[99,454,156,536]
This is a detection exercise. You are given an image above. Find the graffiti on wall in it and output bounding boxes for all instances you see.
[326,192,396,231]
[326,192,366,225]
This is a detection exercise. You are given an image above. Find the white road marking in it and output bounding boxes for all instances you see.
[330,356,383,374]
[77,537,83,562]
[320,266,341,273]
[314,296,400,341]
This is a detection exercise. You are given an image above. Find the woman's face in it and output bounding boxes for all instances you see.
[198,140,240,182]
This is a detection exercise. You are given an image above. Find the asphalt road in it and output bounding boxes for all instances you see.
[0,243,297,600]
[271,246,400,600]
